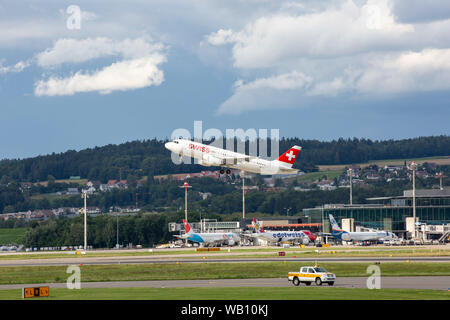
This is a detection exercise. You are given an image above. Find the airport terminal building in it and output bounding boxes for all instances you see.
[302,188,450,240]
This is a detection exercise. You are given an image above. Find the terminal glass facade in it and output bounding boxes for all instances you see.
[303,204,450,234]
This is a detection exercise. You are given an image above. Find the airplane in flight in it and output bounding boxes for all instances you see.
[165,139,301,175]
[249,218,311,245]
[329,214,397,242]
[174,219,241,246]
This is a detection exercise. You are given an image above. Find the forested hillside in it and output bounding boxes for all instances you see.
[0,136,448,183]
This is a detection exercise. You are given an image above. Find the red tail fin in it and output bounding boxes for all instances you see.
[277,146,301,166]
[183,219,191,233]
[253,218,264,233]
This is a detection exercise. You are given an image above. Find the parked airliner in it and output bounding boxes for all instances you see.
[329,214,397,242]
[174,219,240,246]
[250,218,310,245]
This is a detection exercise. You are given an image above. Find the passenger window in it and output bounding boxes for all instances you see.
[309,268,315,273]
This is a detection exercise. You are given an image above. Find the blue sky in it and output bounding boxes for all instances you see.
[0,0,449,159]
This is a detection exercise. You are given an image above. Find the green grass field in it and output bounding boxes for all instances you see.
[0,262,449,285]
[0,287,448,300]
[0,228,27,245]
[1,246,448,260]
[29,193,76,201]
[34,179,88,187]
[296,170,342,183]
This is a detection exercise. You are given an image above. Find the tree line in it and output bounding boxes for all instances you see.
[1,162,448,215]
[0,136,448,183]
[21,213,176,248]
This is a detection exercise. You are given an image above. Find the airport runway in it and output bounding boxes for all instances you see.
[1,255,449,267]
[0,276,449,291]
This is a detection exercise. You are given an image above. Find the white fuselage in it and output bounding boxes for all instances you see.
[165,139,298,175]
[329,214,397,242]
[253,230,310,244]
[178,231,241,246]
[340,231,397,242]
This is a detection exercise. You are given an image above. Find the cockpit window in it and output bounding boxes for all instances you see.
[174,141,179,144]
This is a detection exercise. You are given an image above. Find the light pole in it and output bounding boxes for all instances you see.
[180,181,192,245]
[81,190,88,251]
[116,213,119,249]
[321,205,325,244]
[348,168,353,205]
[438,172,444,190]
[284,207,291,216]
[409,162,417,240]
[241,171,246,219]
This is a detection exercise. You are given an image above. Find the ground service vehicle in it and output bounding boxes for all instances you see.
[288,265,336,286]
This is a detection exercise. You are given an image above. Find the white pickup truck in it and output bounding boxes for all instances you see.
[288,265,336,286]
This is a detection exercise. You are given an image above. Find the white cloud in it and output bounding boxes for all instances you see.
[0,59,32,74]
[36,37,164,67]
[217,47,450,114]
[308,48,450,96]
[210,0,414,69]
[208,0,450,114]
[34,54,166,96]
[32,36,167,96]
[356,48,450,94]
[216,71,312,114]
[235,71,312,90]
[206,29,237,46]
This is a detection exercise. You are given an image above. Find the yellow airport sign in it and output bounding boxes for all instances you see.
[22,286,50,298]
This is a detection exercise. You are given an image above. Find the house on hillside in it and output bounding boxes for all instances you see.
[117,180,128,189]
[384,165,404,172]
[67,188,79,195]
[198,192,212,200]
[82,186,96,194]
[317,179,336,191]
[347,165,361,177]
[20,182,32,191]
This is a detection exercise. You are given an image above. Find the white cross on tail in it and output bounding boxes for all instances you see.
[286,150,296,161]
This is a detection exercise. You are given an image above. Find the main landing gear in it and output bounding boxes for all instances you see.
[219,169,232,175]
